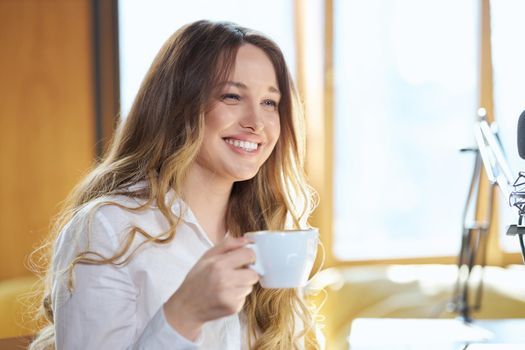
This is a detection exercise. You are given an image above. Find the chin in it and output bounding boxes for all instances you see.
[232,173,258,183]
[230,168,261,183]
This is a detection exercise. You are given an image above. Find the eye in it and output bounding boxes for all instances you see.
[221,93,241,104]
[262,99,278,111]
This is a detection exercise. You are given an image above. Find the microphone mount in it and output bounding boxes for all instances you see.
[506,172,525,264]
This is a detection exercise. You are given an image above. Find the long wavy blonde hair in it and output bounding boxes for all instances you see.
[29,20,320,350]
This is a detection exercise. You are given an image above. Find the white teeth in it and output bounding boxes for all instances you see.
[225,138,258,151]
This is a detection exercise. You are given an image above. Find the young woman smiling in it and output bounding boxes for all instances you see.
[29,20,321,350]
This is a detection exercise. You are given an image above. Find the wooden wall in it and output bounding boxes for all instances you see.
[0,0,96,280]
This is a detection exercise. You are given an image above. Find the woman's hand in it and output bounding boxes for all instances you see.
[163,236,259,341]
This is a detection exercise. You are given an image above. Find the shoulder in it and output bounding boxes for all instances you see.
[54,194,161,261]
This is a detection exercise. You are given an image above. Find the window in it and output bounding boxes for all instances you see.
[118,0,295,118]
[332,0,479,260]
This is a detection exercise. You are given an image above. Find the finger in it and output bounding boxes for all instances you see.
[220,247,256,269]
[230,268,260,287]
[234,285,254,299]
[202,236,249,258]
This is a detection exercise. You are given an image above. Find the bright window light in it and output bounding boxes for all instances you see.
[333,0,479,260]
[118,0,295,118]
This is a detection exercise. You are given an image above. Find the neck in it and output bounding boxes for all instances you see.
[181,166,233,244]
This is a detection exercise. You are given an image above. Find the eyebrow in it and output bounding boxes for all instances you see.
[225,81,281,95]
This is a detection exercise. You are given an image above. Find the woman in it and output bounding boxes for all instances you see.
[30,20,320,349]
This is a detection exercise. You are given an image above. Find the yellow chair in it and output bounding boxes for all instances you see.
[0,275,39,339]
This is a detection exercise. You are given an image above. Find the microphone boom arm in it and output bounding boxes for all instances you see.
[451,108,515,322]
[476,119,514,199]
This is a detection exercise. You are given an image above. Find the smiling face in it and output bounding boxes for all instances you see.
[193,44,281,186]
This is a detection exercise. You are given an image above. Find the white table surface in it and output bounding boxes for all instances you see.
[348,318,525,350]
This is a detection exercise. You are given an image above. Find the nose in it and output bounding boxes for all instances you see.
[240,103,264,132]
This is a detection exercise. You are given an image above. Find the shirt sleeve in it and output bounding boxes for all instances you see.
[52,206,202,350]
[134,306,203,349]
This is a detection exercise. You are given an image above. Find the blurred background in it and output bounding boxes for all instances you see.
[1,0,525,348]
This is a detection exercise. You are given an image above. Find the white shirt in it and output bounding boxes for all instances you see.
[52,190,249,349]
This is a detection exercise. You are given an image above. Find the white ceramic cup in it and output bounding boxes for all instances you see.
[244,228,319,289]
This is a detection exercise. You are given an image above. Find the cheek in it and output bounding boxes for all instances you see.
[273,126,281,146]
[268,117,281,141]
[204,105,234,132]
[263,122,280,158]
[204,117,221,134]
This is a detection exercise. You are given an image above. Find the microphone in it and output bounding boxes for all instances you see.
[507,110,525,263]
[510,110,525,206]
[517,110,525,159]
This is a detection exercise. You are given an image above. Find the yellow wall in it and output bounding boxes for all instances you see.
[0,0,95,280]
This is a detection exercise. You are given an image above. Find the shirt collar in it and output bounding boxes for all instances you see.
[164,189,189,220]
[126,181,215,247]
[167,189,215,247]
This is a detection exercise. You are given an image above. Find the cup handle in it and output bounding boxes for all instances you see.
[246,243,264,276]
[313,239,325,275]
[302,239,326,295]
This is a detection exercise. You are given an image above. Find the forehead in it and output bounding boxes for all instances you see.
[227,44,278,86]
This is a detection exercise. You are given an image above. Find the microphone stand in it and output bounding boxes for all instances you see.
[451,145,491,323]
[451,109,514,323]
